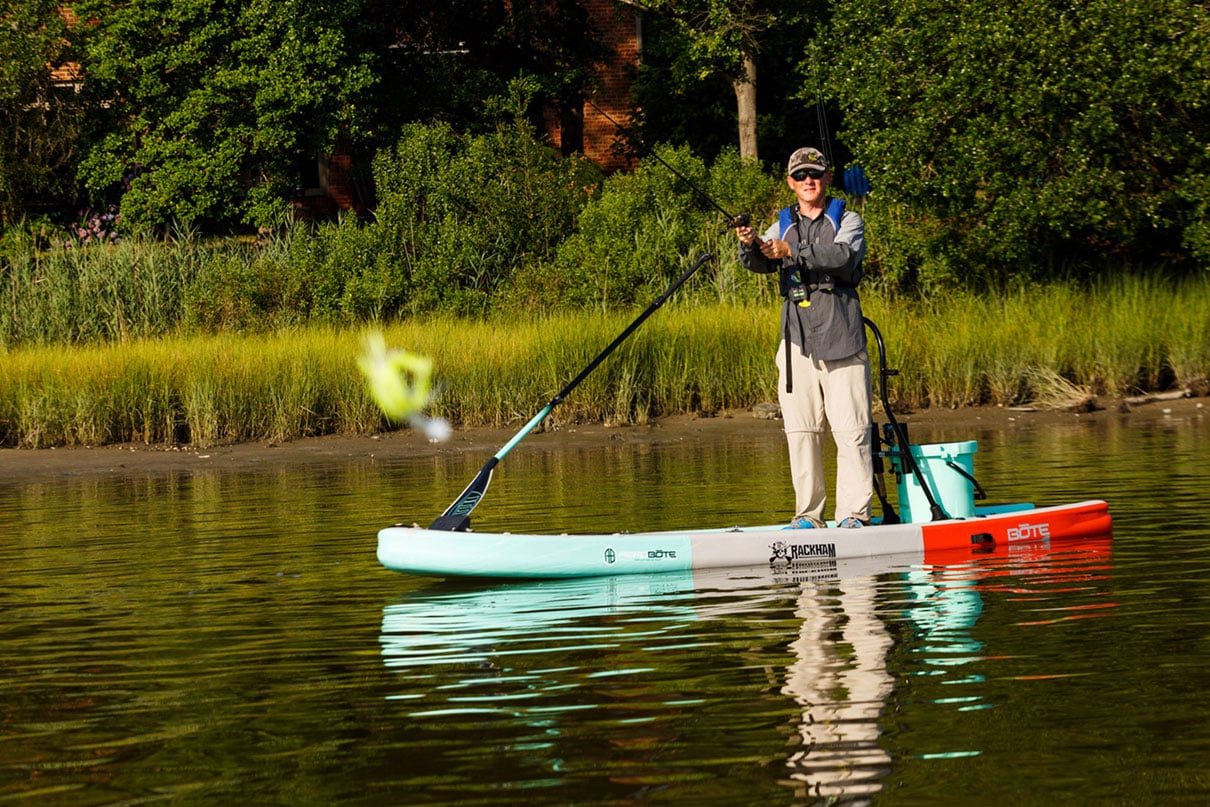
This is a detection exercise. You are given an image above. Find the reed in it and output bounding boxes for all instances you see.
[0,329,382,447]
[1,230,205,346]
[1,275,1206,448]
[1166,280,1210,386]
[860,273,1209,407]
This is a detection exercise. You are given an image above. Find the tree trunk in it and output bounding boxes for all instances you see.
[733,52,758,161]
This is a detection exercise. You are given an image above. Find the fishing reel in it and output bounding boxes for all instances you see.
[725,214,762,246]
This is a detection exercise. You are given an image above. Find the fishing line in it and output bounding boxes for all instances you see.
[583,96,756,232]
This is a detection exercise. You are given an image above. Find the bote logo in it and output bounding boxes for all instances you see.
[604,548,616,564]
[1006,522,1051,541]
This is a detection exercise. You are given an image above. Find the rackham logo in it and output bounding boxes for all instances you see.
[769,540,837,566]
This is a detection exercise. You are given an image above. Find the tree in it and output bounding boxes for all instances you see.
[0,1,84,224]
[630,0,813,161]
[73,0,377,229]
[827,0,1210,286]
[64,0,608,231]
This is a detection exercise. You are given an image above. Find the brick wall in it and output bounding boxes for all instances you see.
[579,0,640,173]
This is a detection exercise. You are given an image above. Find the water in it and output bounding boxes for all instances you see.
[2,408,1209,805]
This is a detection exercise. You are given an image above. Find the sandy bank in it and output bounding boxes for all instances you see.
[1,393,1204,483]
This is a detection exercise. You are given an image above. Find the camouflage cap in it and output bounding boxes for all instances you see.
[787,147,828,175]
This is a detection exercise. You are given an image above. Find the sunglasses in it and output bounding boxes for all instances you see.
[791,168,826,181]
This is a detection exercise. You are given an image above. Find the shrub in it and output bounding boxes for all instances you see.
[549,145,784,309]
[372,117,602,316]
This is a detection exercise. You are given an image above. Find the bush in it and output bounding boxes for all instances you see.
[549,145,784,309]
[372,117,603,315]
[829,0,1210,288]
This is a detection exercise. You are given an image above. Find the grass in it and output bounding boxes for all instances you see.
[1,274,1207,448]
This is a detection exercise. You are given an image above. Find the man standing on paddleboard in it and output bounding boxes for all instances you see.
[734,146,873,530]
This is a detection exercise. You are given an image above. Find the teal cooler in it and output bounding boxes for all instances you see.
[891,441,979,522]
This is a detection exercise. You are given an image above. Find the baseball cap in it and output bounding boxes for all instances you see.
[787,147,828,175]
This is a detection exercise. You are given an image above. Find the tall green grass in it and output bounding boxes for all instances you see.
[1,227,203,345]
[861,273,1209,407]
[1,274,1206,448]
[0,329,381,447]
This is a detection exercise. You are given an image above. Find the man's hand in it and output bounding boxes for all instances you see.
[759,238,791,260]
[735,222,760,247]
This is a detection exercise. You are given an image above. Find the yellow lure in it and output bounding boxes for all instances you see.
[357,332,451,441]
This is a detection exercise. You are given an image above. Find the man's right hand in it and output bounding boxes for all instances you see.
[735,223,759,247]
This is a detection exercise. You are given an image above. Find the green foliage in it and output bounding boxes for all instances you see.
[633,0,776,79]
[372,108,603,315]
[368,0,606,143]
[0,0,84,223]
[828,0,1210,288]
[0,223,197,347]
[628,0,819,160]
[182,216,405,330]
[550,145,784,308]
[73,0,377,229]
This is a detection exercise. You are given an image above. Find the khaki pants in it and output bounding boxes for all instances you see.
[776,343,873,524]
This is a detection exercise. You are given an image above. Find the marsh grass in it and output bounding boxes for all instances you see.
[2,229,203,345]
[0,329,382,447]
[1,273,1206,447]
[861,273,1209,408]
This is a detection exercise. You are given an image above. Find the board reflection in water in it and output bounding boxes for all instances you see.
[379,538,1113,800]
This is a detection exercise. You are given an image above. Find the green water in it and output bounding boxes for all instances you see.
[2,409,1208,804]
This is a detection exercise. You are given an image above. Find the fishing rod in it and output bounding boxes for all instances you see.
[812,57,835,171]
[584,97,760,239]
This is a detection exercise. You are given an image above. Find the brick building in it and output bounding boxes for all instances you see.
[307,1,643,217]
[548,0,641,174]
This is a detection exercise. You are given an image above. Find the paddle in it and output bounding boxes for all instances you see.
[429,252,714,531]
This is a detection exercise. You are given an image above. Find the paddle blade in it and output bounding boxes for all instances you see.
[429,458,499,531]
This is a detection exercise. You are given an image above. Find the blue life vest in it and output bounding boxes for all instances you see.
[778,197,846,242]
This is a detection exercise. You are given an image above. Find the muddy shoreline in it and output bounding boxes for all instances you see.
[2,394,1204,483]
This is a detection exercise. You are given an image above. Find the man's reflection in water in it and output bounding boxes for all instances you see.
[781,578,895,801]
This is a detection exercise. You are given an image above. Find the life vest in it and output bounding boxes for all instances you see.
[777,197,846,241]
[775,197,847,300]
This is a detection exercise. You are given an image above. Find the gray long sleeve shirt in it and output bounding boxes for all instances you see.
[739,200,868,361]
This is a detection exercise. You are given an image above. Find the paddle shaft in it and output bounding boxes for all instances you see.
[429,253,714,531]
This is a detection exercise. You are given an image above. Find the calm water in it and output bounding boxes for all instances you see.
[2,409,1209,805]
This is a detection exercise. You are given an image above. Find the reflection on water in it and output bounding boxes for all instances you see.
[375,540,1117,803]
[381,573,707,719]
[783,578,894,798]
[1,410,1209,804]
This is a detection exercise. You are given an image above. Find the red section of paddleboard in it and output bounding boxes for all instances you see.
[920,500,1112,559]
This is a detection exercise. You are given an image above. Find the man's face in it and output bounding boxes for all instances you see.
[787,167,830,207]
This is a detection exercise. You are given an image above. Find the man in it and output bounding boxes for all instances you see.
[735,146,872,529]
